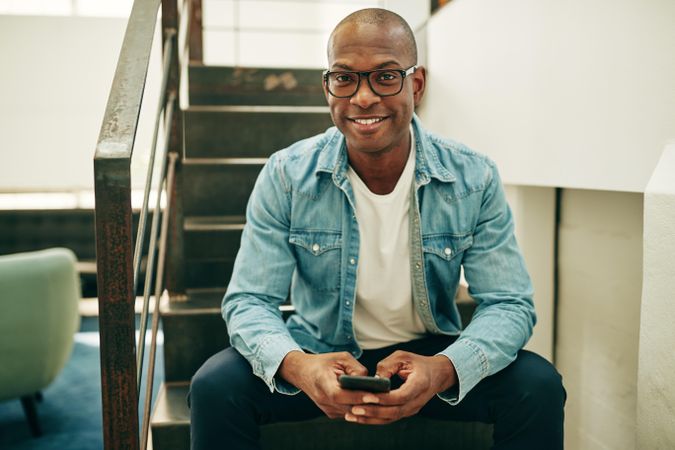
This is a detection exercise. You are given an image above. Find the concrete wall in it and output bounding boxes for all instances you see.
[556,189,643,449]
[637,143,675,448]
[504,186,556,362]
[0,14,162,193]
[202,0,429,67]
[421,0,675,192]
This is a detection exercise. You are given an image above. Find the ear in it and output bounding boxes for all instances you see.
[412,66,426,107]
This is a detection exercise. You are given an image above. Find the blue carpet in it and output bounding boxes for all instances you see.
[0,316,164,450]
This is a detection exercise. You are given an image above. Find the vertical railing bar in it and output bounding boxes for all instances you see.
[140,150,179,450]
[136,91,176,390]
[135,34,177,388]
[132,30,176,296]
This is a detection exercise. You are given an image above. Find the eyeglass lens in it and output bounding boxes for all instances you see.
[326,69,405,97]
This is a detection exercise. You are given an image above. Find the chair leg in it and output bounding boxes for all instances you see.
[20,394,43,437]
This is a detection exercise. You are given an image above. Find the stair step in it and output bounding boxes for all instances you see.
[185,259,235,290]
[182,160,263,217]
[188,65,327,106]
[184,221,244,260]
[151,382,190,450]
[183,216,246,288]
[161,289,229,382]
[151,383,493,450]
[183,106,333,159]
[161,287,473,383]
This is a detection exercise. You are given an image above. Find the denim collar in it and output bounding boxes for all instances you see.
[316,114,456,187]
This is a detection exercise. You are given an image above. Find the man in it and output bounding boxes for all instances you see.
[190,8,565,450]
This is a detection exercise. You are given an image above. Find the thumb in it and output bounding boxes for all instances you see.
[335,351,368,376]
[375,352,404,379]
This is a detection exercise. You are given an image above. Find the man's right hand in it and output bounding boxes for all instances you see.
[278,350,371,419]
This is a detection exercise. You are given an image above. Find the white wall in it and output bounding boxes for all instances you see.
[420,0,675,193]
[504,185,555,362]
[202,0,429,67]
[0,14,162,193]
[637,142,675,448]
[556,189,643,450]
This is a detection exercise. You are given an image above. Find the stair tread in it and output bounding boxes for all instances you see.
[152,382,190,427]
[188,65,327,107]
[184,215,246,231]
[182,157,267,165]
[163,289,226,314]
[186,105,329,113]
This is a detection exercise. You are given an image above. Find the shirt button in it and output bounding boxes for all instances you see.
[349,258,356,265]
[415,262,421,269]
[312,243,320,253]
[346,301,351,306]
[444,247,452,256]
[347,335,352,340]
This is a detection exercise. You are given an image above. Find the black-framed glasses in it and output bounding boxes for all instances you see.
[323,65,417,98]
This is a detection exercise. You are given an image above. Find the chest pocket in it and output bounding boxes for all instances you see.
[422,233,473,261]
[289,230,342,292]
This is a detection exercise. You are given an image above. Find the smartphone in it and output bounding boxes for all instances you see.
[338,375,391,393]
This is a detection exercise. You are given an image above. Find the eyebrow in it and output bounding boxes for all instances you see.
[331,60,402,71]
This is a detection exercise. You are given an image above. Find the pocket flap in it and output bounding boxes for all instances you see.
[289,230,342,256]
[422,234,473,260]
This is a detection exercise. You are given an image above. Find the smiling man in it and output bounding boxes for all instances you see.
[189,8,565,450]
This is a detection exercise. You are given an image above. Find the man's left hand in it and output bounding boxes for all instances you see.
[344,351,457,425]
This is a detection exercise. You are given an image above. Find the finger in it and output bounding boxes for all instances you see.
[371,378,419,406]
[336,353,368,376]
[350,405,403,421]
[345,413,398,425]
[332,388,382,406]
[375,350,408,379]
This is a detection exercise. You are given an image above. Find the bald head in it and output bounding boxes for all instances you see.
[328,8,418,66]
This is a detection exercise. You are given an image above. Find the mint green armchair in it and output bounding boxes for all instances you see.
[0,248,81,436]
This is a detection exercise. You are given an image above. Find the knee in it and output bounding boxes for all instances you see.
[508,351,566,409]
[189,348,255,410]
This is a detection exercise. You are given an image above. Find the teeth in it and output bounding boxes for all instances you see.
[354,117,383,125]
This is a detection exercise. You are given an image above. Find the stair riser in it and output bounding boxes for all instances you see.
[184,229,242,260]
[184,111,333,158]
[185,259,235,289]
[189,66,327,106]
[162,312,230,382]
[182,164,262,217]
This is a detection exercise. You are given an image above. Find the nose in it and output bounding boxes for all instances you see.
[350,77,381,109]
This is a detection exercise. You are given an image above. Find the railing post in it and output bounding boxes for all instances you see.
[94,158,140,450]
[162,0,186,296]
[189,0,204,63]
[94,0,162,447]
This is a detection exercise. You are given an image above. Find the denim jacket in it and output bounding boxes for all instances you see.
[223,114,535,405]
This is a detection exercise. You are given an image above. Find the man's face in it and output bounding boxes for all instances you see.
[325,22,426,156]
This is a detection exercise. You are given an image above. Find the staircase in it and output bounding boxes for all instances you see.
[148,64,493,450]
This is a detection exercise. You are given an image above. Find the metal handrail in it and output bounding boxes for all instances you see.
[93,0,188,447]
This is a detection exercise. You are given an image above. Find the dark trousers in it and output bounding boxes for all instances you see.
[189,335,565,450]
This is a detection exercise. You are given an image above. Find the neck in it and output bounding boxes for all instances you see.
[348,135,411,195]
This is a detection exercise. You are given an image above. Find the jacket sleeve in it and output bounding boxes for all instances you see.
[222,154,303,395]
[437,162,536,404]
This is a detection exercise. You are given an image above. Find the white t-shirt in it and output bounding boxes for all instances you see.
[346,127,427,349]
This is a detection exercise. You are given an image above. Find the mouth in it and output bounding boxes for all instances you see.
[351,117,386,125]
[348,116,388,131]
